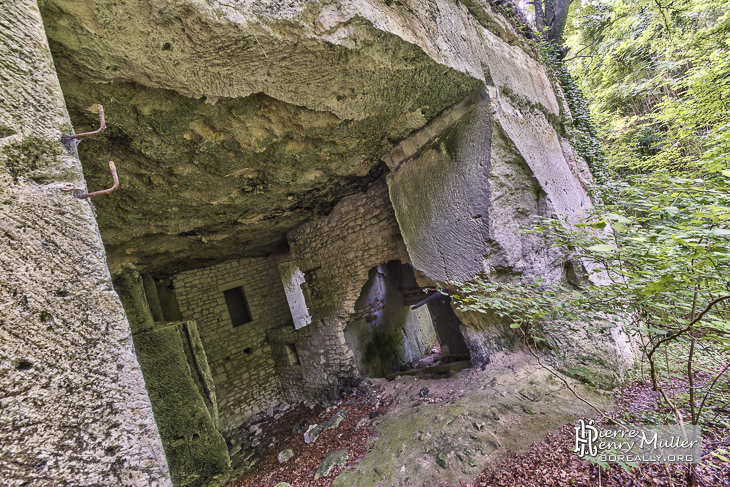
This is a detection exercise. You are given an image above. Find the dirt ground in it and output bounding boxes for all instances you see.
[225,350,614,487]
[468,377,730,487]
[223,349,729,487]
[332,350,613,487]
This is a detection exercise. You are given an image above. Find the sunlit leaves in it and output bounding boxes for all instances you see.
[587,244,617,252]
[565,0,730,175]
[452,173,730,428]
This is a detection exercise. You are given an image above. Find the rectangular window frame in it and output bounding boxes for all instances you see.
[220,280,253,328]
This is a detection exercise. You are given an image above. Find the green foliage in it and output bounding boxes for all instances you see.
[549,53,610,184]
[561,2,730,429]
[453,275,579,335]
[453,173,730,340]
[565,0,730,174]
[454,172,730,427]
[458,0,730,432]
[550,174,730,321]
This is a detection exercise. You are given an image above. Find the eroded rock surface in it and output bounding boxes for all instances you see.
[2,2,638,485]
[0,2,170,485]
[38,0,542,274]
[332,351,613,487]
[385,47,635,387]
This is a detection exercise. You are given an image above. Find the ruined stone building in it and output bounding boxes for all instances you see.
[0,1,635,486]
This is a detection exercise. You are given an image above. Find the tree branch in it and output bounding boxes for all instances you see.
[647,294,730,362]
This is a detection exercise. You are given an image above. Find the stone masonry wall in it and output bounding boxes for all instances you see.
[266,319,316,404]
[273,178,410,401]
[0,2,170,485]
[173,257,291,432]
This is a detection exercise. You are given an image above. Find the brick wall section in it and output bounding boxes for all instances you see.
[173,179,409,411]
[173,257,291,431]
[266,320,316,403]
[273,178,410,400]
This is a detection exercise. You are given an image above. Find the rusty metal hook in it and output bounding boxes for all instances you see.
[61,104,119,199]
[66,104,106,141]
[61,104,106,154]
[75,161,119,199]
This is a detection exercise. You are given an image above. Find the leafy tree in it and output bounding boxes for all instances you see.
[453,172,730,430]
[564,0,730,174]
[455,5,730,482]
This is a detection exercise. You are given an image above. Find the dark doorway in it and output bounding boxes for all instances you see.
[344,261,437,377]
[426,294,470,360]
[344,261,470,378]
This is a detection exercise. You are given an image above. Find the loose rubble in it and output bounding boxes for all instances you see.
[314,449,349,479]
[223,352,730,487]
[225,379,390,487]
[276,450,294,464]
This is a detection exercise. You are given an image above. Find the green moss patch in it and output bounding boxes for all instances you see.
[133,322,231,487]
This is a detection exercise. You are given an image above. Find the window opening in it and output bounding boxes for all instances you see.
[223,286,252,327]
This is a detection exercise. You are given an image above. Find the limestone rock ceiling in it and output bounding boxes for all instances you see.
[39,0,540,275]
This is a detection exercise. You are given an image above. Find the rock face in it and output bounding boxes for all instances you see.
[2,1,637,485]
[112,266,231,485]
[386,91,635,386]
[383,32,635,387]
[38,0,499,275]
[0,2,170,485]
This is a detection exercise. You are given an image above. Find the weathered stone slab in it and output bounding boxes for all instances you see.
[133,322,231,487]
[387,89,634,385]
[0,2,170,484]
[315,449,349,479]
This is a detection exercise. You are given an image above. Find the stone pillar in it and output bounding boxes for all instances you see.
[113,266,156,335]
[0,2,171,485]
[133,321,230,487]
[113,267,231,486]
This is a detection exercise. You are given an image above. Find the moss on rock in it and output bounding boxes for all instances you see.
[113,266,155,335]
[133,322,231,487]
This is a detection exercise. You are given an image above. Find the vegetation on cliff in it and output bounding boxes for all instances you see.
[453,1,730,483]
[562,0,730,435]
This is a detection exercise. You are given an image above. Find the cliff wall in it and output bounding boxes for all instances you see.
[1,1,635,485]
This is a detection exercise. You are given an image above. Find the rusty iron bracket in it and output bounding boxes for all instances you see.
[59,104,118,199]
[61,104,106,155]
[75,161,119,199]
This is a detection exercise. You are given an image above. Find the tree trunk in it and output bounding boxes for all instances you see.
[533,0,574,45]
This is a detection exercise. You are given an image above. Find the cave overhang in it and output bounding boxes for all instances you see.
[38,0,557,276]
